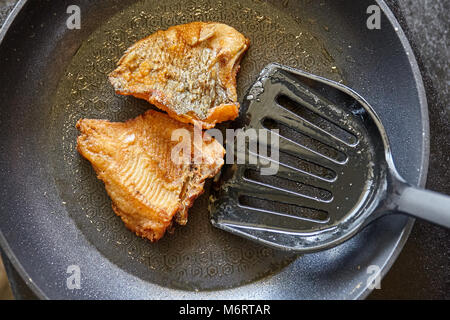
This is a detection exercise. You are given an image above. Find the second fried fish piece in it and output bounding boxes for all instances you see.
[108,22,250,129]
[76,110,225,242]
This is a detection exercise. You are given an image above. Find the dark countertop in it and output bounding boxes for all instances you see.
[0,0,448,299]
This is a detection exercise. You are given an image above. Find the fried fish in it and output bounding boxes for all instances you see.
[76,110,225,241]
[108,22,250,129]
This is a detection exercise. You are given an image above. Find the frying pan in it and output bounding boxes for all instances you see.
[0,0,428,299]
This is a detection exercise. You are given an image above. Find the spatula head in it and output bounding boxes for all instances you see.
[209,63,391,252]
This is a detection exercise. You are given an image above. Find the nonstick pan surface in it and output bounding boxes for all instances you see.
[0,0,428,299]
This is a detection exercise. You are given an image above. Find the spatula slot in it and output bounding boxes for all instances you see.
[277,149,337,180]
[238,195,329,223]
[276,94,358,146]
[243,169,332,201]
[262,117,347,163]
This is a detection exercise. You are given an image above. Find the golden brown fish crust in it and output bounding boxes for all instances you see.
[76,110,225,241]
[108,22,250,129]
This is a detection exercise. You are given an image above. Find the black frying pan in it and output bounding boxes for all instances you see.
[0,0,428,299]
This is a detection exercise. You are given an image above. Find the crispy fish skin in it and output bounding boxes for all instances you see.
[108,22,250,129]
[76,110,225,241]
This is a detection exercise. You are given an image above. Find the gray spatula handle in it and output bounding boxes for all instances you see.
[396,186,450,228]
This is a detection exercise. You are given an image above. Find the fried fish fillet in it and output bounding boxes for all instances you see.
[108,22,250,129]
[76,110,225,241]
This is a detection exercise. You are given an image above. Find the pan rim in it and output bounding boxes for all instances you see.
[0,0,50,300]
[355,0,430,299]
[0,0,429,300]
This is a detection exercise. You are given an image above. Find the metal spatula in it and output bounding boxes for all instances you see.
[209,63,450,253]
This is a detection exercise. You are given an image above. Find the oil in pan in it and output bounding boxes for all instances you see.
[49,0,342,290]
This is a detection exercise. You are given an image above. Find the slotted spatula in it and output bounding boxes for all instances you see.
[209,63,450,253]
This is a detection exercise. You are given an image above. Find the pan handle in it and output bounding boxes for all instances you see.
[394,185,450,228]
